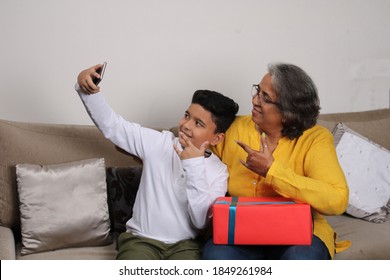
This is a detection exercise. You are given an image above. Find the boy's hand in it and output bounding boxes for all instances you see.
[77,64,103,94]
[174,131,209,160]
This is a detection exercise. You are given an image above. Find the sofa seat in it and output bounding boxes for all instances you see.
[328,214,390,260]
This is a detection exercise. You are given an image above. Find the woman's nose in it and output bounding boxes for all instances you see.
[252,95,262,107]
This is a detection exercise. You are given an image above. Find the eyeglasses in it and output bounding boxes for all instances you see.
[251,84,280,106]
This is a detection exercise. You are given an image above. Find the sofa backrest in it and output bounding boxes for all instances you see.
[318,108,390,150]
[0,119,141,233]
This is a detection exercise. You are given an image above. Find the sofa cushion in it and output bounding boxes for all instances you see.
[16,158,112,255]
[106,166,142,235]
[333,123,390,223]
[15,238,118,260]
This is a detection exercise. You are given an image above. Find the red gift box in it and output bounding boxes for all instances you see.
[212,196,312,245]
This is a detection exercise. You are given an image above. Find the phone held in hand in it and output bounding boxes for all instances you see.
[93,62,107,85]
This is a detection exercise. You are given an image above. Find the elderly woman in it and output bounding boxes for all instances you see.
[203,63,349,260]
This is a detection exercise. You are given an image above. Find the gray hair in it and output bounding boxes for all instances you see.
[268,63,321,139]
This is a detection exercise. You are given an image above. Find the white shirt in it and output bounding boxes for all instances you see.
[76,86,228,243]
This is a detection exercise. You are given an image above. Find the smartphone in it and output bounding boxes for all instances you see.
[93,62,107,85]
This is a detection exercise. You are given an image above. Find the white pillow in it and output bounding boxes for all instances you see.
[16,158,112,255]
[334,123,390,222]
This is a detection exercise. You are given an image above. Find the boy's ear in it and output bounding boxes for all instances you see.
[210,133,225,146]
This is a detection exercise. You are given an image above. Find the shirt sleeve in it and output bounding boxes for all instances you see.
[265,130,349,215]
[75,84,161,159]
[182,155,228,229]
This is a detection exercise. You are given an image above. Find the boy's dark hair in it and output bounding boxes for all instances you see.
[192,90,239,133]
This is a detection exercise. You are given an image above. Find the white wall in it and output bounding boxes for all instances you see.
[1,0,389,128]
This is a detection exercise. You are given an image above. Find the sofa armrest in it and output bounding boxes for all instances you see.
[0,226,16,259]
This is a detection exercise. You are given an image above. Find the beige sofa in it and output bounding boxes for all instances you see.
[1,107,389,260]
[318,108,390,260]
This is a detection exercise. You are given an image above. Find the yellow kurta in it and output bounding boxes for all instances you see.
[213,115,350,258]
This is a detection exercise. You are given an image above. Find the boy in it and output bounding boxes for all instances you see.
[76,64,239,260]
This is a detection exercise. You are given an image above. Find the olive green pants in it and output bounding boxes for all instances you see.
[117,232,202,260]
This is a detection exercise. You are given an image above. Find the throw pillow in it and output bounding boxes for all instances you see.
[333,123,390,223]
[16,158,112,255]
[106,166,142,234]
